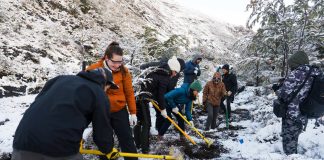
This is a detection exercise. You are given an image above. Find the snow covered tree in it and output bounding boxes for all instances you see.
[246,0,323,76]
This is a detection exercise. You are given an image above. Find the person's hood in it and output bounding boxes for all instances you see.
[77,68,119,89]
[192,54,203,63]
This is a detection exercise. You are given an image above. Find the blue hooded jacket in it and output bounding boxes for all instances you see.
[164,83,194,121]
[183,54,202,83]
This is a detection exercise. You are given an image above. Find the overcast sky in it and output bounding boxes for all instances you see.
[176,0,251,27]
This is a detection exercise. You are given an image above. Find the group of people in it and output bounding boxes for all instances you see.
[13,41,319,159]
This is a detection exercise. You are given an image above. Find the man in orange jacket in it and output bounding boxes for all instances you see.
[87,42,137,160]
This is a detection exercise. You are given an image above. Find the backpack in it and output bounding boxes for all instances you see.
[300,72,324,118]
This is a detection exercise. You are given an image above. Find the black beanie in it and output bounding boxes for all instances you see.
[288,51,309,69]
[222,64,230,71]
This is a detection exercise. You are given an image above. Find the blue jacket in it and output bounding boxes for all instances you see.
[183,54,202,83]
[164,83,193,121]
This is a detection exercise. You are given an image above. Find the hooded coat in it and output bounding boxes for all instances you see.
[183,54,202,83]
[13,70,114,157]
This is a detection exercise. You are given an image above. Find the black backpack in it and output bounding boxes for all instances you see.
[300,72,324,118]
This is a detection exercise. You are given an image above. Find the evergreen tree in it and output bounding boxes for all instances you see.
[246,0,323,76]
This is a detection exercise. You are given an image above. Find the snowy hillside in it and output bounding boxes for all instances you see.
[0,0,251,98]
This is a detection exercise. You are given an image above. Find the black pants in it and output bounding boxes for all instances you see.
[220,97,232,118]
[101,108,137,160]
[12,149,83,160]
[154,107,165,131]
[133,99,151,153]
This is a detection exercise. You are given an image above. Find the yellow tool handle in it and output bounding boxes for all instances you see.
[80,148,175,159]
[79,140,175,159]
[149,99,196,145]
[177,112,212,146]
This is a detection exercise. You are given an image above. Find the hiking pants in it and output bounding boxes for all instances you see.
[205,102,220,130]
[11,149,83,160]
[282,117,303,155]
[154,107,165,131]
[134,99,151,153]
[220,97,232,118]
[110,108,138,160]
[158,107,184,136]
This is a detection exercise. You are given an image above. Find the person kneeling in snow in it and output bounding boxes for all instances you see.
[12,68,118,160]
[158,80,203,140]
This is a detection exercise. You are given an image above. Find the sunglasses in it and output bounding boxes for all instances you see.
[107,59,123,65]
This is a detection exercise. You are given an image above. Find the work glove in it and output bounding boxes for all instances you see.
[172,107,179,114]
[129,114,137,126]
[194,67,199,75]
[161,109,168,118]
[227,91,232,96]
[106,148,119,159]
[189,121,194,127]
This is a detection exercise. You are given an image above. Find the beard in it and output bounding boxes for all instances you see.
[189,89,197,100]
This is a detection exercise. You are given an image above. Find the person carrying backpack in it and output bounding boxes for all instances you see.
[12,68,117,160]
[276,51,321,155]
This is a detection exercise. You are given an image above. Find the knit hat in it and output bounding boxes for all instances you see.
[288,51,309,69]
[97,68,119,89]
[222,64,230,71]
[177,58,185,71]
[168,56,181,72]
[190,80,203,92]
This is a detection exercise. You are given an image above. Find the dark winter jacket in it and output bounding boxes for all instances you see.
[13,71,114,157]
[222,72,238,101]
[183,55,202,83]
[140,64,172,110]
[277,65,321,123]
[140,58,185,91]
[164,83,194,121]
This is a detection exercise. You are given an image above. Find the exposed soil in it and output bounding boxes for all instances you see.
[82,106,251,159]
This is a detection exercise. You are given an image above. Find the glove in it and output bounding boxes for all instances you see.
[194,67,199,75]
[129,114,137,126]
[161,109,168,118]
[106,148,119,159]
[172,107,179,114]
[189,121,194,127]
[227,91,232,96]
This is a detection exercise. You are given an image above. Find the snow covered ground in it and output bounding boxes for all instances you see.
[1,86,323,160]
